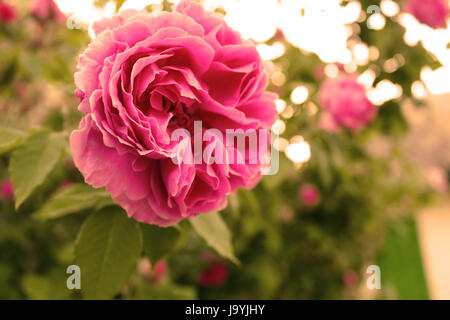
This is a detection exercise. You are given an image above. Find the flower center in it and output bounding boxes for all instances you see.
[168,101,193,129]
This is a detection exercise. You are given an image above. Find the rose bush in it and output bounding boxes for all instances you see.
[0,0,440,300]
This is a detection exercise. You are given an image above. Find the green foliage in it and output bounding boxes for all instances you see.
[190,212,239,265]
[10,130,66,209]
[141,224,183,263]
[0,126,25,154]
[22,270,74,300]
[376,216,429,299]
[33,184,112,220]
[75,207,142,299]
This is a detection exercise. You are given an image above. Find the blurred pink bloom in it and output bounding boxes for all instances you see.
[15,82,28,98]
[138,259,168,284]
[426,167,448,193]
[318,111,339,133]
[1,180,14,201]
[149,261,168,284]
[343,270,358,290]
[313,66,324,80]
[137,259,151,277]
[199,262,228,287]
[30,0,65,23]
[299,184,320,207]
[405,0,449,29]
[319,74,376,132]
[0,3,15,23]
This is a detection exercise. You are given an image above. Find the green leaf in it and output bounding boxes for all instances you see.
[190,212,239,265]
[141,224,181,263]
[75,206,142,299]
[10,130,65,209]
[33,184,112,220]
[0,126,25,154]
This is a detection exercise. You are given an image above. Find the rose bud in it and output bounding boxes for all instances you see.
[199,262,228,287]
[299,184,320,207]
[1,180,14,201]
[0,3,15,23]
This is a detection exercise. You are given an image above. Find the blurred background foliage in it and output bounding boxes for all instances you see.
[0,0,448,299]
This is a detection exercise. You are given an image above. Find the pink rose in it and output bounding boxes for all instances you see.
[319,74,376,132]
[199,262,228,287]
[70,1,277,226]
[299,184,320,207]
[138,259,168,283]
[30,0,65,23]
[1,180,14,201]
[405,0,449,29]
[0,3,15,23]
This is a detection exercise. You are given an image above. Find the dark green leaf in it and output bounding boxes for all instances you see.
[141,224,181,263]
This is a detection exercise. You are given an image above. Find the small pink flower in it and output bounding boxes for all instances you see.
[0,3,15,23]
[138,259,168,284]
[299,184,320,207]
[319,73,376,132]
[149,261,168,284]
[15,82,28,98]
[405,0,449,29]
[30,0,65,23]
[1,180,14,201]
[70,1,277,226]
[313,66,324,80]
[318,111,339,133]
[343,270,358,290]
[426,167,448,193]
[199,262,228,287]
[138,258,151,277]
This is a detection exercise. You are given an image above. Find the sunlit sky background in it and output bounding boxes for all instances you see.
[54,0,450,94]
[53,0,450,164]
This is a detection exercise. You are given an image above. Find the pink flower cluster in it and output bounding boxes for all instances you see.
[319,74,376,132]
